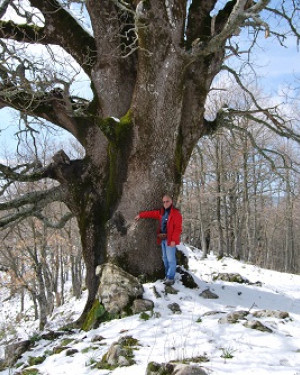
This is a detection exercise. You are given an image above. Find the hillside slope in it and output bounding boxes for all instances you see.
[0,245,300,374]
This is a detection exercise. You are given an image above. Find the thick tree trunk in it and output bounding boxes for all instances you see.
[48,1,226,325]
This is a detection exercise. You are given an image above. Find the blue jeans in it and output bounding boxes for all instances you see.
[161,240,177,280]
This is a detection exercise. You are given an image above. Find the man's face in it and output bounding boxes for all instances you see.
[163,196,172,209]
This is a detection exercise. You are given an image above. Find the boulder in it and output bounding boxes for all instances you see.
[132,299,154,314]
[252,310,289,319]
[146,361,208,375]
[218,310,248,324]
[177,266,198,289]
[97,263,144,315]
[243,320,273,333]
[172,364,208,375]
[200,289,219,299]
[97,336,138,369]
[176,248,189,269]
[213,273,249,284]
[168,302,181,314]
[4,340,32,367]
[164,285,179,294]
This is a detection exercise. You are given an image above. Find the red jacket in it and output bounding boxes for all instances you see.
[139,206,182,246]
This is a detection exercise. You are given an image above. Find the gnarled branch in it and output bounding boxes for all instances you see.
[0,0,96,76]
[0,185,67,229]
[0,82,92,141]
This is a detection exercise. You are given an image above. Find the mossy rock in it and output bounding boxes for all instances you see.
[95,335,139,370]
[28,356,46,366]
[60,338,74,346]
[181,355,210,364]
[66,348,79,356]
[146,361,173,375]
[146,361,209,375]
[119,336,140,348]
[52,346,70,354]
[81,300,114,331]
[17,368,41,375]
[40,331,66,341]
[140,311,151,321]
[213,273,249,284]
[81,346,99,353]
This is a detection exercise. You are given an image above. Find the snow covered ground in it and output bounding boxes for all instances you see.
[0,245,300,375]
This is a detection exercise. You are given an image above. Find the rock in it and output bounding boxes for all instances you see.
[16,368,42,375]
[168,303,181,314]
[118,355,131,366]
[98,336,138,369]
[152,286,162,298]
[177,266,198,289]
[66,348,79,356]
[91,335,106,342]
[146,361,171,375]
[5,340,32,367]
[132,298,154,314]
[97,263,144,315]
[200,289,219,299]
[213,273,250,283]
[0,359,6,371]
[53,346,70,354]
[28,356,46,366]
[252,310,289,319]
[165,285,179,294]
[243,320,273,333]
[176,248,189,269]
[172,363,208,375]
[219,310,248,324]
[146,361,208,375]
[106,344,124,366]
[40,330,66,341]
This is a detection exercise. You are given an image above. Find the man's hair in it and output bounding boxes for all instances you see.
[162,193,173,200]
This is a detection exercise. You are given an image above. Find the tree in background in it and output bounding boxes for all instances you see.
[0,1,299,324]
[181,86,300,274]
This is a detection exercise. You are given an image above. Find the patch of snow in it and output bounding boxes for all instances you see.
[1,245,300,375]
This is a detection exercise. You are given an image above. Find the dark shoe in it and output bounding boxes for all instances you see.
[164,278,175,286]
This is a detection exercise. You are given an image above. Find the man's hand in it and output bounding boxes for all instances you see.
[135,214,140,221]
[170,241,175,247]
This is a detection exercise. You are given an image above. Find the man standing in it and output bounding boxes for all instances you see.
[135,194,182,285]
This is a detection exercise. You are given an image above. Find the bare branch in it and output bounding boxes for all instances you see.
[0,161,50,184]
[220,64,300,143]
[0,185,67,229]
[0,20,45,43]
[0,81,92,141]
[34,211,74,229]
[0,0,96,76]
[266,5,300,42]
[0,0,11,18]
[0,185,62,211]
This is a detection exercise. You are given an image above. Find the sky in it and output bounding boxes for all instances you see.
[243,35,300,95]
[0,245,299,375]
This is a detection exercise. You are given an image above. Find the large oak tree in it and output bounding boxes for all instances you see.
[0,0,299,324]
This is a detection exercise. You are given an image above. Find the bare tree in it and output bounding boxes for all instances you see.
[0,0,299,325]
